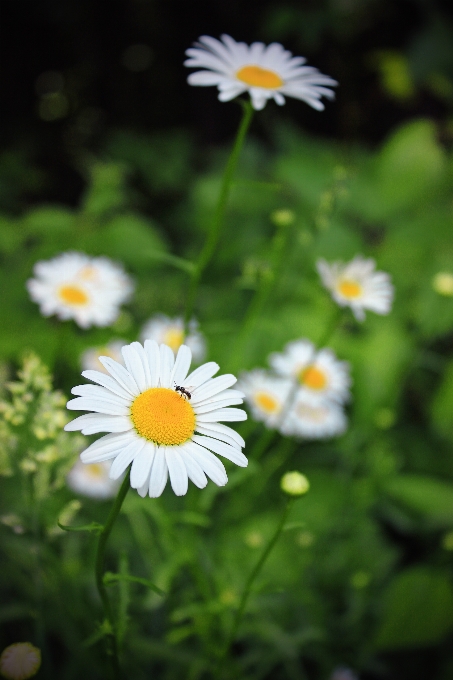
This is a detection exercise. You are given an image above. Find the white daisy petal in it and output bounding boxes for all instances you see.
[197,408,247,422]
[121,344,148,393]
[183,440,228,486]
[144,339,160,387]
[185,361,219,387]
[109,438,146,480]
[194,388,245,408]
[166,448,189,496]
[80,432,136,463]
[191,374,237,402]
[99,357,140,396]
[192,435,248,468]
[65,413,133,435]
[159,344,175,388]
[195,397,244,413]
[71,384,131,407]
[195,423,244,449]
[148,448,168,497]
[66,397,130,416]
[170,344,192,388]
[178,443,208,488]
[137,477,150,498]
[82,369,132,400]
[130,441,156,489]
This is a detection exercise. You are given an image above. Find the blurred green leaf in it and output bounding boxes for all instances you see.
[384,474,453,528]
[374,566,453,649]
[57,521,104,534]
[103,571,165,596]
[431,360,453,441]
[81,162,128,216]
[99,213,168,269]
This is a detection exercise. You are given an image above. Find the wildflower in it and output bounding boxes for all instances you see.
[280,471,310,496]
[0,642,41,680]
[317,255,393,321]
[185,34,337,111]
[237,369,292,428]
[81,340,126,373]
[27,252,133,328]
[269,339,351,404]
[281,393,347,439]
[65,341,247,497]
[432,272,453,297]
[140,315,206,363]
[66,459,120,499]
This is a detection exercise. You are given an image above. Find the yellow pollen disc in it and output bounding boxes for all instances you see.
[163,327,184,354]
[130,387,195,446]
[337,279,362,299]
[86,464,106,479]
[59,284,89,305]
[299,365,327,390]
[255,391,279,413]
[236,65,283,89]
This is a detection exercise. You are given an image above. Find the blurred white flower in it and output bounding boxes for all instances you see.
[317,255,393,321]
[65,341,247,498]
[269,339,351,404]
[81,340,126,373]
[140,314,206,363]
[281,393,347,439]
[66,459,120,499]
[0,642,41,680]
[237,369,293,428]
[185,34,337,111]
[27,252,134,328]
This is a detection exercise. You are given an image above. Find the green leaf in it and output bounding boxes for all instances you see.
[22,206,76,235]
[103,571,165,596]
[374,566,453,649]
[81,162,127,216]
[99,214,170,269]
[57,521,104,534]
[384,474,453,528]
[431,360,453,442]
[82,620,113,648]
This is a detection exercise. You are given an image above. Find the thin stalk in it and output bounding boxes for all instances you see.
[184,101,254,329]
[95,472,130,679]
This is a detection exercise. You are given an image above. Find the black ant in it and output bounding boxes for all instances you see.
[174,383,192,400]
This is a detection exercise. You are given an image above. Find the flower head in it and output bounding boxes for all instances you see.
[185,34,337,111]
[81,340,126,373]
[0,643,41,680]
[237,369,292,428]
[27,252,134,328]
[281,393,347,440]
[280,471,310,496]
[269,339,351,404]
[140,315,206,364]
[65,341,247,497]
[317,256,393,322]
[67,459,120,499]
[432,272,453,297]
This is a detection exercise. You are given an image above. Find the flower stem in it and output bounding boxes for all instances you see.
[95,472,130,679]
[218,496,295,672]
[184,101,254,329]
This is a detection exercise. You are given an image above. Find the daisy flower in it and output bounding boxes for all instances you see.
[67,459,120,499]
[237,369,292,428]
[64,341,247,497]
[281,393,347,440]
[81,340,126,373]
[27,252,134,328]
[185,34,337,111]
[140,315,206,364]
[317,256,394,322]
[269,339,351,404]
[0,643,41,680]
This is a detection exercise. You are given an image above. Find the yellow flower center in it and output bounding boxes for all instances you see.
[163,327,184,354]
[236,65,283,89]
[58,284,89,306]
[255,391,279,413]
[299,365,327,390]
[130,387,195,446]
[85,463,106,479]
[337,279,362,299]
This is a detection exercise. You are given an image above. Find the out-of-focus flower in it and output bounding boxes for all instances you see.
[269,339,351,404]
[329,668,359,680]
[185,34,337,111]
[281,393,347,439]
[317,256,393,321]
[280,471,310,496]
[237,369,292,428]
[65,342,247,497]
[432,272,453,297]
[27,252,134,328]
[0,642,41,680]
[140,315,206,364]
[66,459,120,499]
[81,340,126,373]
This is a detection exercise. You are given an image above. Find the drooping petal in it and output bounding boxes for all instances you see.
[192,435,248,467]
[99,357,140,396]
[148,448,168,497]
[130,441,155,489]
[166,448,189,496]
[109,437,146,480]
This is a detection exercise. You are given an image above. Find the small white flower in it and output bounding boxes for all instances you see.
[65,341,247,498]
[0,643,41,680]
[237,369,293,428]
[140,315,206,364]
[185,34,337,111]
[317,255,393,322]
[281,393,347,440]
[81,340,126,373]
[27,252,134,328]
[269,339,351,404]
[67,459,120,499]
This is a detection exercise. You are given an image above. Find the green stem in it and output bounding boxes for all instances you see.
[95,472,130,679]
[219,497,295,672]
[184,101,254,329]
